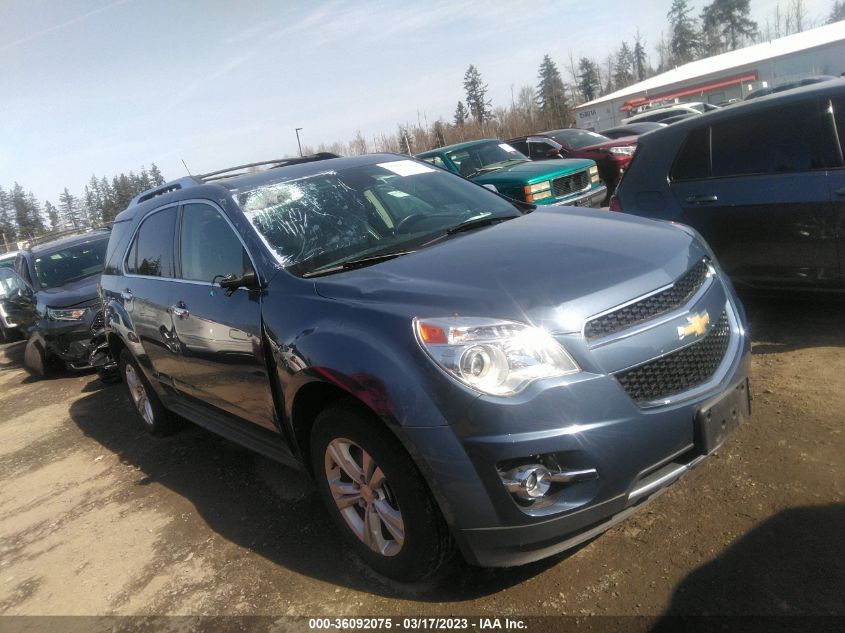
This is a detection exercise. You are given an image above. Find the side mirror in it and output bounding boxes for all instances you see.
[219,270,260,296]
[546,148,562,158]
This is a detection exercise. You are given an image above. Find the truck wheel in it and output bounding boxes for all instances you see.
[119,349,177,436]
[311,403,453,582]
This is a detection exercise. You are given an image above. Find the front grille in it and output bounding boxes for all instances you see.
[552,170,590,199]
[614,310,730,403]
[585,259,711,340]
[90,310,104,333]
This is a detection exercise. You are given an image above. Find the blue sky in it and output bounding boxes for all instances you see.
[0,0,832,204]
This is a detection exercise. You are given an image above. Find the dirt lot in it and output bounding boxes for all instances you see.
[0,296,842,622]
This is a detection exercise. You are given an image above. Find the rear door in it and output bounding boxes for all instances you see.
[168,201,275,431]
[668,98,842,289]
[122,205,182,381]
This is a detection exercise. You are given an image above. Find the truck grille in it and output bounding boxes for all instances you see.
[552,171,590,199]
[585,259,711,340]
[90,310,104,333]
[614,310,730,403]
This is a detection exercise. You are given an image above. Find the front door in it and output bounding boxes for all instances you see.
[169,201,276,431]
[121,205,182,381]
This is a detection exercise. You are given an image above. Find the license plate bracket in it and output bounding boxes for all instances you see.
[695,379,751,454]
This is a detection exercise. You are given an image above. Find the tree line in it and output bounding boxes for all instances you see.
[0,165,165,252]
[4,0,843,252]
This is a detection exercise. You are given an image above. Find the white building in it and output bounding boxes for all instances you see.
[574,20,845,131]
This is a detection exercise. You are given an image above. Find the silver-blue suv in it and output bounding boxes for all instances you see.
[100,153,751,581]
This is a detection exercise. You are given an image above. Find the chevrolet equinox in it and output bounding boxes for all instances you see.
[100,153,751,581]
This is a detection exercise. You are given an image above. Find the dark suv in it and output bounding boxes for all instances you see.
[101,154,750,581]
[3,230,110,375]
[612,79,845,291]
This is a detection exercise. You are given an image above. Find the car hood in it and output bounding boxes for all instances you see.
[312,208,705,333]
[475,158,594,186]
[38,275,100,308]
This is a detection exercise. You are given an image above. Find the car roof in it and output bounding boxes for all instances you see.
[416,139,501,156]
[115,152,436,222]
[26,229,111,256]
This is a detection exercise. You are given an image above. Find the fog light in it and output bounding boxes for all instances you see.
[502,464,552,500]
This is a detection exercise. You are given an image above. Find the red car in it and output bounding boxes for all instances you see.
[508,129,637,196]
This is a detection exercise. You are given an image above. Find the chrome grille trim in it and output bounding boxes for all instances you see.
[584,259,713,342]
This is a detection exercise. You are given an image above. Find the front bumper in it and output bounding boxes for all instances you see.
[403,281,750,567]
[551,184,607,208]
[39,308,103,368]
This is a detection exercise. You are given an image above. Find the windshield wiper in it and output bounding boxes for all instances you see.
[301,250,416,278]
[420,215,515,249]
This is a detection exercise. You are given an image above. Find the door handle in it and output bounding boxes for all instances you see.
[835,187,845,197]
[170,303,190,320]
[685,194,719,204]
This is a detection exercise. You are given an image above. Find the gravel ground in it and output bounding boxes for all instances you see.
[0,295,842,622]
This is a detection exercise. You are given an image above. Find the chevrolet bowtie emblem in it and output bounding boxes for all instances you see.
[677,311,710,340]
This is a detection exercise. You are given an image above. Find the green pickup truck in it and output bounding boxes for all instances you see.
[415,139,606,207]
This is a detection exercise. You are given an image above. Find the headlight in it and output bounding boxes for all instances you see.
[47,307,89,321]
[524,181,553,203]
[608,146,635,156]
[526,181,552,194]
[414,317,580,396]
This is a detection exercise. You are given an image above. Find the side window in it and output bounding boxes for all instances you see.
[14,257,32,287]
[125,207,177,277]
[671,126,711,181]
[710,100,839,178]
[180,203,252,282]
[422,155,448,170]
[528,140,555,159]
[509,139,529,155]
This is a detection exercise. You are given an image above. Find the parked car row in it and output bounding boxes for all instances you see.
[0,230,112,374]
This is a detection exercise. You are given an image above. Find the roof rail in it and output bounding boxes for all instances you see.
[198,152,342,182]
[129,153,342,206]
[129,176,203,207]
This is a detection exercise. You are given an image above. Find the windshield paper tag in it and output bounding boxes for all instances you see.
[498,143,518,153]
[377,160,435,177]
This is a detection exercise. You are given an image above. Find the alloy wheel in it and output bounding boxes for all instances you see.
[324,438,405,556]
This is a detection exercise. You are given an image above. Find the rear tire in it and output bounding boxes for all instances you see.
[311,402,453,582]
[118,349,178,436]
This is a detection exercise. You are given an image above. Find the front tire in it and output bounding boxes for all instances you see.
[311,403,453,582]
[119,349,177,436]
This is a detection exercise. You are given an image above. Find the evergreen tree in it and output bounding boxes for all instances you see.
[536,54,569,129]
[453,101,468,127]
[12,184,43,239]
[613,43,635,89]
[577,58,601,102]
[702,0,758,52]
[59,188,81,229]
[668,0,701,65]
[828,0,845,22]
[463,65,492,124]
[45,201,60,231]
[633,31,649,81]
[149,163,165,186]
[0,186,16,245]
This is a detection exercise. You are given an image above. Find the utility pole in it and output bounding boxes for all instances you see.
[295,128,303,157]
